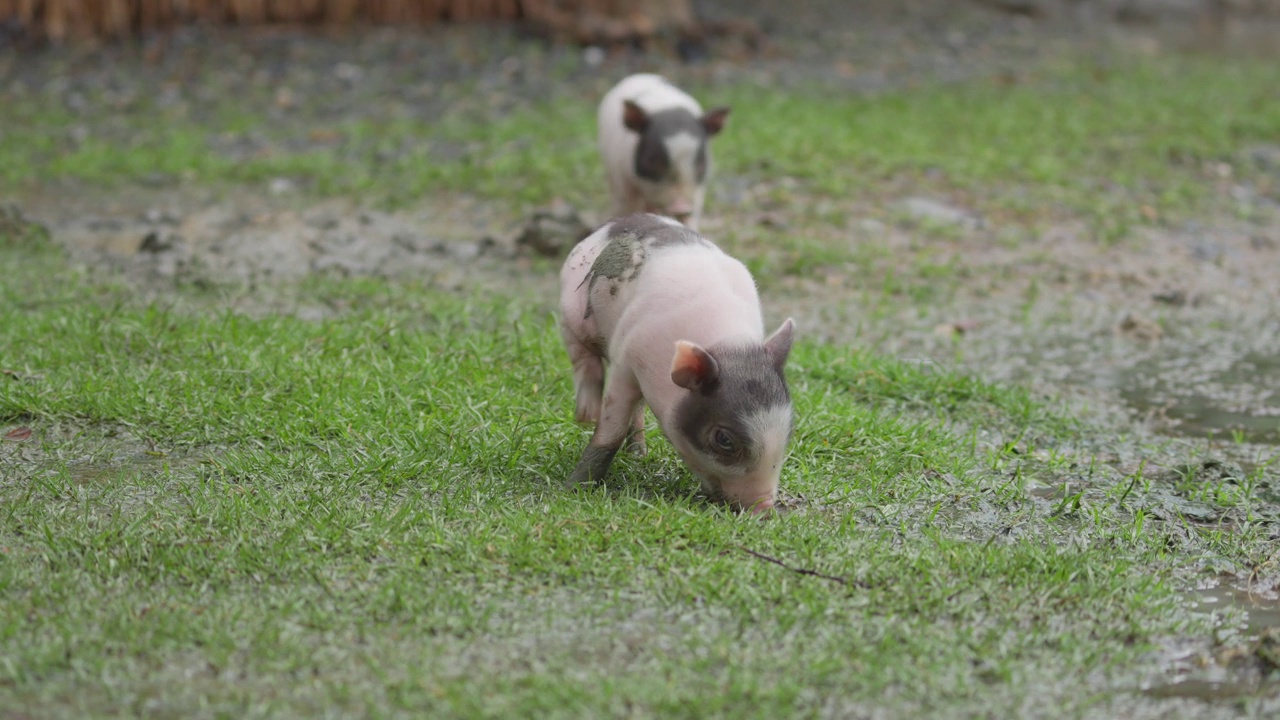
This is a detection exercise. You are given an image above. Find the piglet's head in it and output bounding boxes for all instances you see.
[622,99,730,227]
[668,318,796,514]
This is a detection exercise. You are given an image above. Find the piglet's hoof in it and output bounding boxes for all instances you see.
[566,444,620,489]
[565,466,593,489]
[625,435,647,457]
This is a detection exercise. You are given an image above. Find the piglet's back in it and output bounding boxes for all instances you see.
[621,244,764,345]
[581,214,762,346]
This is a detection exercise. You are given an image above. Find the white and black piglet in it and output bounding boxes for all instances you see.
[597,74,729,230]
[559,213,795,513]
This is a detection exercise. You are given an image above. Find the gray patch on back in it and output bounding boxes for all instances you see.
[672,343,792,470]
[581,215,710,319]
[605,213,700,244]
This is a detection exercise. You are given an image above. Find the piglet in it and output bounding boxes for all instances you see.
[559,213,795,513]
[597,74,729,230]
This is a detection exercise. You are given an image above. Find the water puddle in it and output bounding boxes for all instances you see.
[1193,583,1280,636]
[1027,483,1061,500]
[1142,580,1280,702]
[1144,676,1279,701]
[67,462,123,485]
[61,450,171,486]
[1121,352,1280,445]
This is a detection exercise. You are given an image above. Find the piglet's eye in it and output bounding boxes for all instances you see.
[712,427,736,452]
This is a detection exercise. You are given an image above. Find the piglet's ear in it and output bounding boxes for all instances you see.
[764,318,795,373]
[623,100,650,133]
[701,107,730,136]
[671,341,719,391]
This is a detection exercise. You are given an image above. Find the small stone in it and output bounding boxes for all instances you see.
[312,255,364,276]
[269,178,295,195]
[1117,313,1163,341]
[1189,239,1224,262]
[1152,289,1187,306]
[138,172,176,188]
[142,208,179,225]
[1229,184,1255,204]
[308,214,340,231]
[972,0,1054,16]
[582,46,606,68]
[896,197,982,230]
[934,319,980,337]
[0,204,47,245]
[757,212,789,230]
[856,218,887,235]
[515,202,592,258]
[138,231,177,254]
[1258,627,1280,671]
[1244,143,1280,172]
[449,241,484,262]
[333,62,364,83]
[677,37,711,65]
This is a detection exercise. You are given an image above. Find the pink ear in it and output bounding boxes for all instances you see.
[671,341,719,390]
[623,100,650,133]
[701,107,730,136]
[764,318,795,372]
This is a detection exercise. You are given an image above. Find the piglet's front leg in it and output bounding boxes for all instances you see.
[567,372,643,488]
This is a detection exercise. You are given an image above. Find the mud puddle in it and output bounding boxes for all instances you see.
[1143,580,1280,702]
[0,422,201,505]
[1144,676,1280,702]
[1121,351,1280,445]
[1192,583,1280,636]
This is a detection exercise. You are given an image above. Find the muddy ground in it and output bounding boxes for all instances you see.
[4,0,1280,713]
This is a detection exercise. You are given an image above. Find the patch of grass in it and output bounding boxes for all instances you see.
[2,244,1276,718]
[0,205,55,253]
[3,55,1276,235]
[706,57,1280,230]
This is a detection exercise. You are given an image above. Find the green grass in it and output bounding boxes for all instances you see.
[3,40,1279,718]
[718,60,1278,187]
[2,231,1277,718]
[2,56,1277,237]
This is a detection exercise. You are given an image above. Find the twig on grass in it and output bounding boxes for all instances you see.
[735,545,867,589]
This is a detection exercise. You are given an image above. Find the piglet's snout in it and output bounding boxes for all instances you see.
[666,200,695,225]
[700,476,774,514]
[723,488,777,515]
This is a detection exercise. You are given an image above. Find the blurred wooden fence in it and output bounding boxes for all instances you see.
[0,0,695,42]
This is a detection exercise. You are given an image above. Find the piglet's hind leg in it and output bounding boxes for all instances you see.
[562,326,605,424]
[626,404,647,456]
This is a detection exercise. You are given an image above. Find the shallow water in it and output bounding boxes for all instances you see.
[1144,676,1280,701]
[1143,581,1280,702]
[1121,352,1280,445]
[1193,583,1280,636]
